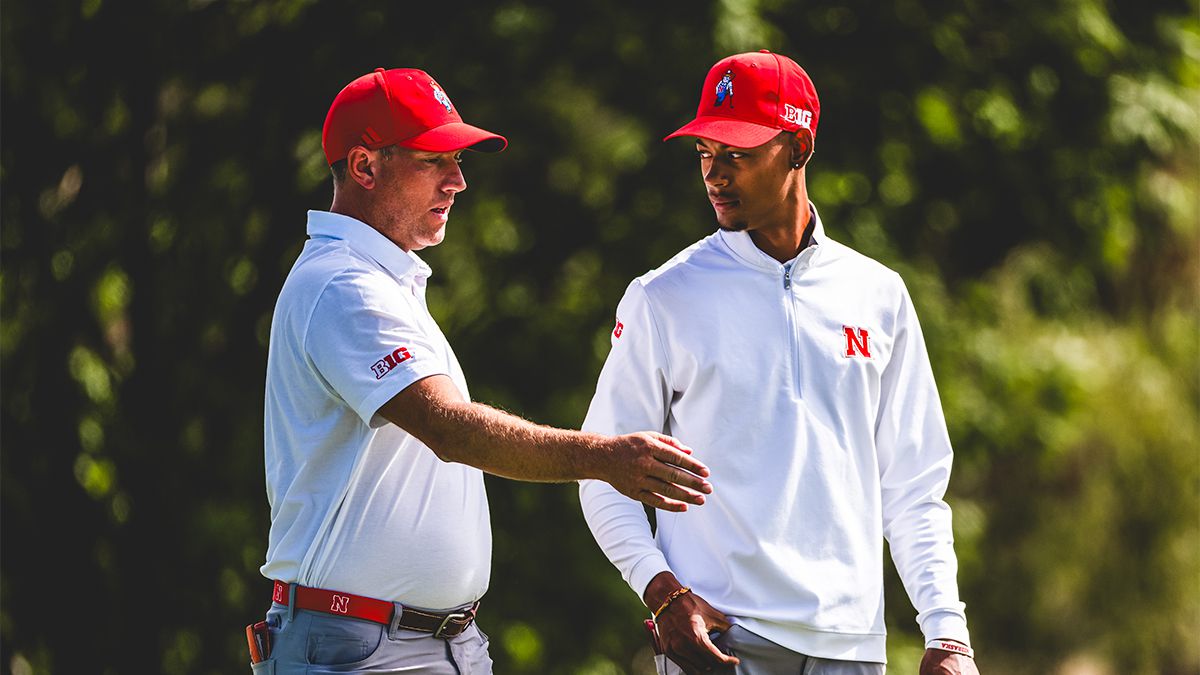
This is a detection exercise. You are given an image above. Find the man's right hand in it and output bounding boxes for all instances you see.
[379,376,711,507]
[644,572,740,674]
[600,432,712,512]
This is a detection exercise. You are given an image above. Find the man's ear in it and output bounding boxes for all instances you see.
[790,129,815,170]
[347,146,377,189]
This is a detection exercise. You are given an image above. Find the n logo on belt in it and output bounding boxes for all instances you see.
[330,594,351,614]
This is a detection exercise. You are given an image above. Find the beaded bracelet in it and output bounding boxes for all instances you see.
[652,586,692,620]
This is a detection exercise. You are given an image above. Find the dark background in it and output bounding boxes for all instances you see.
[2,1,1197,673]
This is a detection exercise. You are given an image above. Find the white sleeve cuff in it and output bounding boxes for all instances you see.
[357,361,448,428]
[629,554,673,606]
[918,608,971,647]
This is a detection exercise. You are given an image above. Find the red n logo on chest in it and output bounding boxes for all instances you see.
[842,326,871,358]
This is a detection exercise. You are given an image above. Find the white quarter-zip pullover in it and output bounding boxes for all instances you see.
[579,206,970,663]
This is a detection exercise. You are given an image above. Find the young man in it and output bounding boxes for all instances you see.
[579,51,981,675]
[256,67,713,674]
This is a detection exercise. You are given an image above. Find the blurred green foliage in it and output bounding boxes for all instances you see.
[2,1,1197,673]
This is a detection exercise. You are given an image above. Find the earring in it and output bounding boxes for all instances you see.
[791,162,802,169]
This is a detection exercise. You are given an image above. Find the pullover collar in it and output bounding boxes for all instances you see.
[718,202,825,272]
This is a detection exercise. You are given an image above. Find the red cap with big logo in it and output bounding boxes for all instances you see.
[322,67,507,165]
[664,50,820,148]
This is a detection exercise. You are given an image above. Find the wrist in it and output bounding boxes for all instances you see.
[575,431,615,482]
[642,571,683,610]
[926,639,974,659]
[652,586,692,620]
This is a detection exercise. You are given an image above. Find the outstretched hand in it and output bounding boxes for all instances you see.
[644,573,739,674]
[603,432,712,512]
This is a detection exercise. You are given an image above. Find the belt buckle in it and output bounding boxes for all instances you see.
[433,611,470,639]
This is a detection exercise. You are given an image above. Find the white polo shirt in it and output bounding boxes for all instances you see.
[579,205,969,662]
[260,210,491,610]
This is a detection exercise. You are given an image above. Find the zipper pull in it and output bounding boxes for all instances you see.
[783,263,792,290]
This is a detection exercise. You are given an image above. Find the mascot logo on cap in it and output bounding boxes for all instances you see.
[714,69,735,108]
[431,84,453,113]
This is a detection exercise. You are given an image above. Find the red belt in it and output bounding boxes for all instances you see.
[272,580,478,638]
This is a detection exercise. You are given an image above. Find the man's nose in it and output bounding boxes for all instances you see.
[445,161,467,193]
[703,161,729,188]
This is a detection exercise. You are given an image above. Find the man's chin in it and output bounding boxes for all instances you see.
[423,230,447,249]
[717,219,749,232]
[406,225,447,251]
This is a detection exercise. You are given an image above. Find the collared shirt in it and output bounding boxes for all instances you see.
[579,204,969,663]
[261,210,491,610]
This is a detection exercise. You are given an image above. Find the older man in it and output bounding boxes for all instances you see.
[252,67,712,674]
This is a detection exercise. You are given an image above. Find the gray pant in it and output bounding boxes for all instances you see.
[659,625,885,675]
[251,603,492,674]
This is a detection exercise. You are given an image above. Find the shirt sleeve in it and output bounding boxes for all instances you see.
[875,276,972,646]
[306,270,451,428]
[578,280,675,600]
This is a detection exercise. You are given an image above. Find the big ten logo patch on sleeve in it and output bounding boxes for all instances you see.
[371,346,413,379]
[841,326,872,358]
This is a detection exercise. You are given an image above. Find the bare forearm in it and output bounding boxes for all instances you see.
[378,375,710,510]
[420,397,611,482]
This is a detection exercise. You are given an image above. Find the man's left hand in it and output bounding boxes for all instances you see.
[919,648,980,675]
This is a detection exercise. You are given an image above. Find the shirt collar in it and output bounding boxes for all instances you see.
[306,210,432,281]
[718,202,826,271]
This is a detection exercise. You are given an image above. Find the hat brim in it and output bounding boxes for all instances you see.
[400,122,508,153]
[663,117,783,148]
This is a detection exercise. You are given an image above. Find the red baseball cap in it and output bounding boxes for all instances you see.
[321,67,507,165]
[665,50,820,148]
